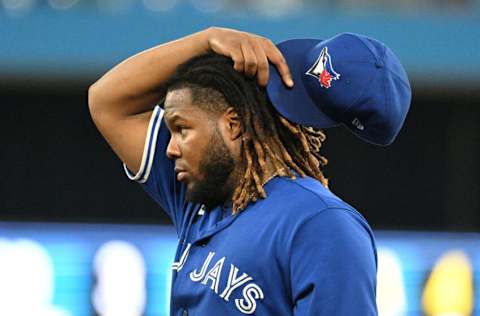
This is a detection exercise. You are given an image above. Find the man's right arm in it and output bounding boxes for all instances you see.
[88,27,293,175]
[88,29,211,174]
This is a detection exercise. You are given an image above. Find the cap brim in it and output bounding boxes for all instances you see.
[266,39,339,129]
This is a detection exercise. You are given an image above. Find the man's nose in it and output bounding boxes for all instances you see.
[166,136,180,159]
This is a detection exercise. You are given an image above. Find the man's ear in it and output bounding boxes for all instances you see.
[223,107,242,140]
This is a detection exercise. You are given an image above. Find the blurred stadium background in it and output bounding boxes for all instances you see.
[1,0,479,315]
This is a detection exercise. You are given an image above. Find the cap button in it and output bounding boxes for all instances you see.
[375,60,384,68]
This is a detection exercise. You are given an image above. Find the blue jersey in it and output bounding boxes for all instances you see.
[125,106,378,316]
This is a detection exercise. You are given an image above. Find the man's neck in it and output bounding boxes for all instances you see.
[261,156,282,186]
[222,155,282,210]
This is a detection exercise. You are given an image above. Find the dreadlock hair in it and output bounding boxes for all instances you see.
[165,53,328,214]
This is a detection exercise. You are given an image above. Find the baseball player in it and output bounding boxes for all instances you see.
[89,27,410,315]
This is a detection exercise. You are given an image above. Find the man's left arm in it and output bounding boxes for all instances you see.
[290,208,378,315]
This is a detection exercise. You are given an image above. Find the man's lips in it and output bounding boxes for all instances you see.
[177,171,187,181]
[175,167,188,182]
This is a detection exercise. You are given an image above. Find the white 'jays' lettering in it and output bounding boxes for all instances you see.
[220,264,252,301]
[179,250,263,314]
[172,243,191,272]
[201,256,225,293]
[235,283,264,315]
[189,251,215,281]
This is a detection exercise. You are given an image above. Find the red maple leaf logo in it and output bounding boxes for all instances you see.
[320,70,332,88]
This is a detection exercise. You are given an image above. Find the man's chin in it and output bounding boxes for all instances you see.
[185,183,227,210]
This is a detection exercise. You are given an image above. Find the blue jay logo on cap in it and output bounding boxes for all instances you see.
[306,47,340,89]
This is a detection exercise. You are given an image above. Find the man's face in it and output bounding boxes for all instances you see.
[164,88,237,209]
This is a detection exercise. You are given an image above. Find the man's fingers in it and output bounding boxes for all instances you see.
[251,38,269,86]
[264,39,294,87]
[270,55,294,87]
[241,41,258,78]
[230,49,245,73]
[207,28,292,87]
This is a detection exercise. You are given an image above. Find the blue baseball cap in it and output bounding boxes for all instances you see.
[266,32,411,146]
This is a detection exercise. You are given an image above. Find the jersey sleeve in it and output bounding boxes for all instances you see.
[290,208,378,316]
[123,105,187,231]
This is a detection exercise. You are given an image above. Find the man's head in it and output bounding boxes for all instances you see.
[163,86,239,209]
[164,53,328,212]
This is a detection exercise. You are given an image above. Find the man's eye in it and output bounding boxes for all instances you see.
[177,126,187,135]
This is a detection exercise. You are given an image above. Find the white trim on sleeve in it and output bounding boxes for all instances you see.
[123,106,164,183]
